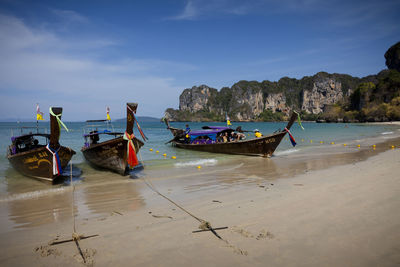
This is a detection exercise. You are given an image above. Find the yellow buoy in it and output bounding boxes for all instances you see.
[331,142,335,145]
[149,148,153,151]
[163,153,167,157]
[343,144,347,146]
[320,141,323,144]
[310,140,313,143]
[357,144,361,148]
[372,145,376,148]
[197,165,201,169]
[391,145,394,149]
[156,150,159,153]
[171,156,176,159]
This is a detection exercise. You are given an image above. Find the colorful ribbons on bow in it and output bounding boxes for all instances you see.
[294,111,305,130]
[133,114,148,141]
[285,127,297,147]
[123,132,139,168]
[46,144,62,175]
[127,104,148,141]
[49,107,69,132]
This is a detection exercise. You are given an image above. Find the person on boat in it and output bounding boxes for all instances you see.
[184,124,191,143]
[254,129,263,138]
[89,130,100,144]
[231,132,239,142]
[222,132,228,143]
[185,124,191,135]
[237,132,246,140]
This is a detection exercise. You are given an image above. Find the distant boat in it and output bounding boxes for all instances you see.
[81,103,145,175]
[164,112,298,157]
[7,107,76,183]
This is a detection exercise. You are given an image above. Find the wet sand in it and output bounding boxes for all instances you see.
[0,139,400,266]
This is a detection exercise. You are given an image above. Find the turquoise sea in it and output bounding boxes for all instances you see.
[1,120,400,231]
[1,120,400,197]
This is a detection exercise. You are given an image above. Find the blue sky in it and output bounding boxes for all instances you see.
[0,0,399,121]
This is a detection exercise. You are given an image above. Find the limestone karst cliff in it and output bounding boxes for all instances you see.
[165,41,400,122]
[165,72,364,121]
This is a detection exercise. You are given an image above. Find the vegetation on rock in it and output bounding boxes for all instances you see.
[165,41,400,122]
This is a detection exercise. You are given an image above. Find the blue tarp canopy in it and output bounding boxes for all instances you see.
[189,132,217,142]
[188,127,233,142]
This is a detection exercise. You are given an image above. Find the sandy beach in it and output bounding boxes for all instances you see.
[0,139,400,266]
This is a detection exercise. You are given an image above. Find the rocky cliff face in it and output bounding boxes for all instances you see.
[179,85,218,112]
[265,93,287,113]
[165,72,364,121]
[301,79,343,114]
[385,41,400,72]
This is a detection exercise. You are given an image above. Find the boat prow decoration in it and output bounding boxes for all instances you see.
[81,103,145,175]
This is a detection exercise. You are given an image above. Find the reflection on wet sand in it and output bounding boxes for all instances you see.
[4,187,73,229]
[1,136,399,231]
[165,137,400,193]
[1,174,146,230]
[81,179,146,217]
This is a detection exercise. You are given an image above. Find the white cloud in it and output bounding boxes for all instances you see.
[50,8,89,24]
[0,13,188,120]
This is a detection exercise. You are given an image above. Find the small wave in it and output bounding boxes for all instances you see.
[0,187,68,203]
[381,131,394,135]
[174,159,218,167]
[275,148,299,156]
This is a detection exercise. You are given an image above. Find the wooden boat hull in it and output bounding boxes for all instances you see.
[81,136,144,175]
[172,131,287,157]
[7,146,76,182]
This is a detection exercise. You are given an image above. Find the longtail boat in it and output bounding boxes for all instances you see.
[164,112,298,157]
[7,107,76,182]
[81,103,145,175]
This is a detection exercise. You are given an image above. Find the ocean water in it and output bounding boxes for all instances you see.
[1,119,400,232]
[1,120,400,197]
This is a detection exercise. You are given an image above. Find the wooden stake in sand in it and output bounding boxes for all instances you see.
[49,161,98,264]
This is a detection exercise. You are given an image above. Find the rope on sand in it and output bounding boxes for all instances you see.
[48,150,98,264]
[137,149,224,240]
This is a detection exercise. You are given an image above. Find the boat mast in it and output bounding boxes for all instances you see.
[285,112,298,130]
[49,107,63,149]
[126,103,138,135]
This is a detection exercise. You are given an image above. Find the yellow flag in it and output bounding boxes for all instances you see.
[226,112,232,126]
[36,104,44,121]
[106,106,111,121]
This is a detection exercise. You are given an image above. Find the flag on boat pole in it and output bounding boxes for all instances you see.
[226,112,232,126]
[36,103,44,121]
[106,106,111,121]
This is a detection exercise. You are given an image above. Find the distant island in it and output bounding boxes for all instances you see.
[165,41,400,123]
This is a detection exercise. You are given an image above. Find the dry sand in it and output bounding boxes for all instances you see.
[0,148,400,266]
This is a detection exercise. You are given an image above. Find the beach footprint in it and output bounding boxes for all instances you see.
[231,226,254,238]
[256,229,274,240]
[231,226,274,240]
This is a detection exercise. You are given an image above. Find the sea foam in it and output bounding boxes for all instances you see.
[0,187,68,203]
[274,148,299,156]
[174,159,218,167]
[381,131,393,135]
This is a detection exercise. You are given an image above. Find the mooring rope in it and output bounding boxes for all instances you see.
[70,161,76,235]
[137,148,215,233]
[142,177,206,224]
